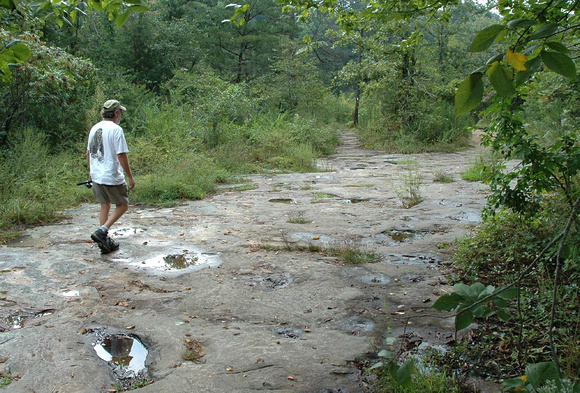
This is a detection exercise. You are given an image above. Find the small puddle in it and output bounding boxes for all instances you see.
[91,330,149,386]
[163,253,198,269]
[340,198,370,204]
[388,230,415,242]
[1,309,54,331]
[446,211,481,222]
[112,227,147,237]
[121,249,222,276]
[338,317,376,334]
[269,198,295,204]
[358,273,391,285]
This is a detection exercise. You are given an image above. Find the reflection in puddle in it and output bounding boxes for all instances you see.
[129,249,222,275]
[93,333,149,383]
[163,253,198,269]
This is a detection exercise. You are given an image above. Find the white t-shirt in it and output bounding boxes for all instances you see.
[87,120,129,185]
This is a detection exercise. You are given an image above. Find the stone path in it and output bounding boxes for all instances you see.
[0,131,490,392]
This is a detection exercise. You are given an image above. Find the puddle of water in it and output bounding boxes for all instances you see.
[163,253,199,269]
[124,248,222,275]
[446,211,481,222]
[338,317,376,333]
[388,230,415,242]
[3,309,54,330]
[93,333,149,383]
[340,198,370,204]
[382,254,441,266]
[358,274,391,285]
[269,198,295,204]
[112,227,147,237]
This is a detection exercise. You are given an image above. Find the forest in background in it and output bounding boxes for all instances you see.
[1,0,579,391]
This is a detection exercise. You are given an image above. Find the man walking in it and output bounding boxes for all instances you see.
[87,99,135,254]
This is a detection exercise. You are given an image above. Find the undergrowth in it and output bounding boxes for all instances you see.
[444,195,580,383]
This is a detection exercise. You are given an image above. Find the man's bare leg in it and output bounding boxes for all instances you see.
[103,203,128,229]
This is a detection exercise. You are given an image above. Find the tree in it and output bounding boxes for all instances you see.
[0,0,148,84]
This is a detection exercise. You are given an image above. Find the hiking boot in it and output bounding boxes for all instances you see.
[91,229,108,249]
[103,236,119,253]
[91,229,119,254]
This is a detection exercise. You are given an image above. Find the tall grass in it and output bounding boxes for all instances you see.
[357,98,473,153]
[0,129,91,240]
[0,78,345,240]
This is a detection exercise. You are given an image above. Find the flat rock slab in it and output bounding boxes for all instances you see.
[0,132,490,392]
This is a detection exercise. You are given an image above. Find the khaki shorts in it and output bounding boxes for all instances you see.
[92,183,129,205]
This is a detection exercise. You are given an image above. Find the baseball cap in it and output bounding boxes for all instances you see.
[103,99,126,111]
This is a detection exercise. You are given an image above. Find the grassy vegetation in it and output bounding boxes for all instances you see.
[433,170,454,183]
[0,94,343,241]
[394,162,424,208]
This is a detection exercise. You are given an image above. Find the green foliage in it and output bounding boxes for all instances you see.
[502,362,579,392]
[394,163,423,208]
[446,197,580,380]
[433,170,453,183]
[432,282,516,331]
[0,30,97,148]
[370,337,461,392]
[0,129,90,236]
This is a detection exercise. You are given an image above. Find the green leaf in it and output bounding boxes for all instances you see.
[455,72,484,117]
[116,10,131,27]
[377,349,394,359]
[501,377,526,390]
[516,56,541,86]
[493,297,507,308]
[432,292,463,311]
[507,19,537,29]
[129,5,149,12]
[497,285,518,299]
[486,61,516,97]
[545,41,570,54]
[530,24,559,40]
[0,0,15,11]
[540,50,577,79]
[393,360,415,388]
[469,25,506,52]
[455,309,474,331]
[526,362,560,389]
[496,309,511,321]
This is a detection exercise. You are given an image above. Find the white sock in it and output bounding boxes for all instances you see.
[100,225,109,233]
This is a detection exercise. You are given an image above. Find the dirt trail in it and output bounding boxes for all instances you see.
[0,131,491,392]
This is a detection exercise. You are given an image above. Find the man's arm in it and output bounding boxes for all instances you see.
[118,152,135,190]
[86,150,91,180]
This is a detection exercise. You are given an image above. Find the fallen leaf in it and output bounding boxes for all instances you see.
[287,376,298,381]
[226,366,234,371]
[126,325,135,330]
